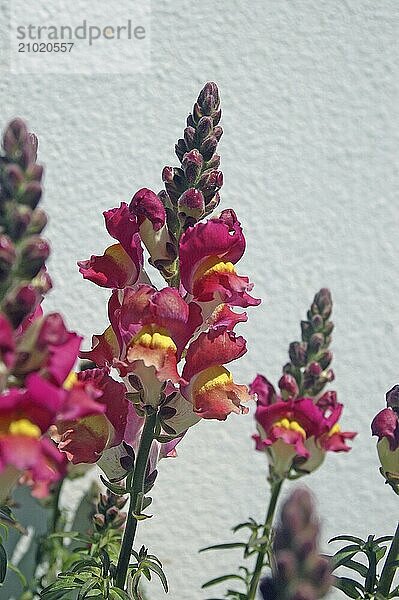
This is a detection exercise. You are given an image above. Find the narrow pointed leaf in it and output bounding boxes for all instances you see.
[334,576,364,599]
[200,542,247,553]
[202,574,245,589]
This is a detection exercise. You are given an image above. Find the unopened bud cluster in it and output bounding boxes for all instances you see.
[260,488,332,600]
[0,118,50,327]
[283,289,334,397]
[161,82,223,230]
[92,490,127,532]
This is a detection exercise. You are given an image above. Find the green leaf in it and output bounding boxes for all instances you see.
[343,559,368,578]
[199,542,247,553]
[0,542,6,583]
[374,536,393,544]
[142,496,152,510]
[328,545,361,571]
[100,476,126,496]
[330,535,364,545]
[7,562,28,588]
[375,545,387,563]
[143,560,168,593]
[78,578,100,599]
[202,574,245,589]
[334,576,364,599]
[232,520,259,534]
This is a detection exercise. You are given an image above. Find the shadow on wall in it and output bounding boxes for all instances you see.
[2,486,94,598]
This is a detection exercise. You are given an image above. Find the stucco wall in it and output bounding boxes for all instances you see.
[1,1,398,598]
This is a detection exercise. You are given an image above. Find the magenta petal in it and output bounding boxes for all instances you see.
[130,188,166,231]
[372,408,399,450]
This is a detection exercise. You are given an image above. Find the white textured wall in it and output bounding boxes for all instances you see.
[1,1,399,598]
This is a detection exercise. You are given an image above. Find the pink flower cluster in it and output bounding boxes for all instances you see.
[72,83,260,478]
[251,375,356,477]
[77,198,259,474]
[0,84,260,497]
[0,310,107,500]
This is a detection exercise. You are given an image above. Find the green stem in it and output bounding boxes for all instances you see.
[115,411,157,591]
[51,477,64,534]
[247,479,283,600]
[378,521,399,597]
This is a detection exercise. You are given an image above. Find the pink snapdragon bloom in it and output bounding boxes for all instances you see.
[179,210,260,310]
[56,368,129,464]
[251,374,356,477]
[0,309,115,498]
[78,203,143,288]
[181,328,252,420]
[13,312,82,386]
[81,285,253,421]
[0,387,65,502]
[81,284,202,406]
[372,386,399,492]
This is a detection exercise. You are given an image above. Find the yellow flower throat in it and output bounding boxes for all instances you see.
[274,417,306,439]
[133,325,177,352]
[194,256,236,283]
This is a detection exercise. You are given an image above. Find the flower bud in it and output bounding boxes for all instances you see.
[301,320,311,341]
[21,181,42,209]
[93,513,105,529]
[0,235,16,281]
[197,82,220,116]
[198,169,223,200]
[174,138,187,162]
[312,288,332,319]
[27,208,48,234]
[3,284,38,328]
[206,153,221,169]
[196,116,213,141]
[309,333,324,354]
[130,188,166,231]
[278,374,299,400]
[289,342,307,367]
[26,163,43,183]
[183,126,196,149]
[307,362,322,377]
[3,118,29,161]
[386,385,399,410]
[372,406,399,492]
[200,135,218,161]
[178,188,205,220]
[310,314,323,331]
[162,166,174,183]
[37,313,69,349]
[19,236,50,278]
[182,149,203,183]
[318,350,332,370]
[32,269,52,295]
[28,133,38,161]
[106,506,119,522]
[6,204,32,240]
[3,163,24,194]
